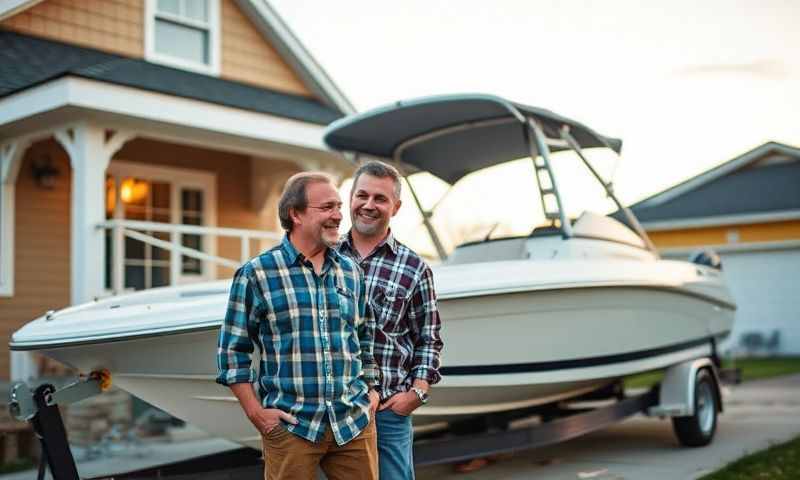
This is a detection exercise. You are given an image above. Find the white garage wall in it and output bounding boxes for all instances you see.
[717,248,800,355]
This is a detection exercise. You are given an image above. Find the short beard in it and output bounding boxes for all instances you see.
[352,217,385,237]
[321,224,340,247]
[322,234,339,248]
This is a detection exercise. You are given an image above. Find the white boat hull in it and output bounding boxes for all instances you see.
[23,280,733,450]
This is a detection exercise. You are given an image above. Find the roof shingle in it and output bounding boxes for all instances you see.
[629,162,800,222]
[0,29,343,125]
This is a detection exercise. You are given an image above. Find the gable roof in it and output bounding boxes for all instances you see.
[0,29,342,125]
[234,0,354,114]
[0,0,354,114]
[618,142,800,228]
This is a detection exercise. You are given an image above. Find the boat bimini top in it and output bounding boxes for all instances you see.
[323,93,653,259]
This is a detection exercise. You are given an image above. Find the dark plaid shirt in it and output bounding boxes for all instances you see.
[216,236,378,445]
[338,231,443,400]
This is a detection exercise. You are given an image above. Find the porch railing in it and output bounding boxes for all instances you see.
[97,219,282,293]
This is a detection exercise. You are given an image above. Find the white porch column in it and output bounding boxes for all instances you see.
[55,124,134,305]
[3,139,34,381]
[1,140,30,297]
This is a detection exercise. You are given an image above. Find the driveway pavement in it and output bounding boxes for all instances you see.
[4,374,798,479]
[417,374,800,480]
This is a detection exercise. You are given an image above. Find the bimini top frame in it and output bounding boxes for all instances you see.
[323,93,655,259]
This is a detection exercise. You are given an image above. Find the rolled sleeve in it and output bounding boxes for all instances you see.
[410,266,443,385]
[216,266,261,386]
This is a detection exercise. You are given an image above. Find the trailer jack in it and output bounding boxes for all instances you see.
[8,370,111,480]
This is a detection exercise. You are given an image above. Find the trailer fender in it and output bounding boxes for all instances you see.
[647,358,722,417]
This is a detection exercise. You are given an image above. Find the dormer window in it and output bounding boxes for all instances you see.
[145,0,220,75]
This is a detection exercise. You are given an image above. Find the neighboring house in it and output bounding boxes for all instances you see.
[0,0,356,381]
[624,142,800,356]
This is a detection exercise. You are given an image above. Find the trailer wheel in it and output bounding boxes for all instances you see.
[672,368,717,447]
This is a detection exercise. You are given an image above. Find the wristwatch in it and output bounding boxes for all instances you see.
[411,387,429,405]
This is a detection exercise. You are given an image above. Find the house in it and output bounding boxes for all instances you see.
[624,142,800,356]
[0,0,356,381]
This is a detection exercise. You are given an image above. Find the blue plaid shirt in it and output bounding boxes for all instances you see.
[216,236,379,445]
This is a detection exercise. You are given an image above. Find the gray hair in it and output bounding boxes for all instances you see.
[278,172,334,232]
[351,160,402,199]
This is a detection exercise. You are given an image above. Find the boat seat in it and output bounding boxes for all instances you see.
[530,225,564,237]
[448,237,529,264]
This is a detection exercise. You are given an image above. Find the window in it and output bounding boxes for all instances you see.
[105,162,217,292]
[181,189,204,275]
[145,0,220,75]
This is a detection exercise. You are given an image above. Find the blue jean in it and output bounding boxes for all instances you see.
[375,409,415,480]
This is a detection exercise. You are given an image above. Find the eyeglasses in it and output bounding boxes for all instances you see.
[307,202,343,213]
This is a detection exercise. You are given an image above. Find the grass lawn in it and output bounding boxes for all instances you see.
[624,356,800,390]
[699,434,800,480]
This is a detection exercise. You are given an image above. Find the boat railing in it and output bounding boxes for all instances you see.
[97,219,282,293]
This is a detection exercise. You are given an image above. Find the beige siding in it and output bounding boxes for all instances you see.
[3,0,315,97]
[220,0,312,96]
[0,139,72,379]
[649,221,800,249]
[1,0,144,57]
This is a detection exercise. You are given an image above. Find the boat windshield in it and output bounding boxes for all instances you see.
[324,95,654,259]
[395,147,627,256]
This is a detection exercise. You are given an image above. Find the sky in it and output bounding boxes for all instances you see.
[271,0,800,256]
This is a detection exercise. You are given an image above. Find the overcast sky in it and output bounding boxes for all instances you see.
[272,0,800,255]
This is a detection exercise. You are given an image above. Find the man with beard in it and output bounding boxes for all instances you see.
[338,161,443,479]
[217,172,381,480]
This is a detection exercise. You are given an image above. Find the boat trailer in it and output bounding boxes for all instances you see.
[8,371,110,480]
[413,386,658,466]
[7,359,723,479]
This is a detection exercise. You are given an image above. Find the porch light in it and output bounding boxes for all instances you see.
[32,155,60,189]
[120,178,149,204]
[106,177,116,215]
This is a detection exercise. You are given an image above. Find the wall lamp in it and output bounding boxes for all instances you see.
[32,156,60,189]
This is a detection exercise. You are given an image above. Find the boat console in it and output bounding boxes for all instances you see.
[448,212,652,265]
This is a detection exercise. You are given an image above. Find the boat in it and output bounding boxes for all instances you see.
[10,94,736,449]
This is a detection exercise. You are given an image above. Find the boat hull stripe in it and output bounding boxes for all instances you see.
[440,335,720,376]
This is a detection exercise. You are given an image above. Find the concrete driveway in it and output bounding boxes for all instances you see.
[4,374,797,479]
[417,374,800,480]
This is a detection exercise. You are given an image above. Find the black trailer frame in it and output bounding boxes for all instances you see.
[413,387,658,466]
[11,358,723,479]
[95,387,659,479]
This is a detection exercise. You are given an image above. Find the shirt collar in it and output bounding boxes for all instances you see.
[341,229,398,258]
[280,234,301,265]
[281,234,340,269]
[383,230,399,255]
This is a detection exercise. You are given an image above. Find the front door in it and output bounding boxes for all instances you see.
[105,161,217,291]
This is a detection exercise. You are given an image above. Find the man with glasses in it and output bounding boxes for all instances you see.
[217,172,380,479]
[338,161,443,479]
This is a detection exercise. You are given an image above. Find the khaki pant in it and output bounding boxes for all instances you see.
[262,419,378,480]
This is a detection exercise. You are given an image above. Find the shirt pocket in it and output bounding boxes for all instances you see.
[336,286,356,325]
[371,285,410,333]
